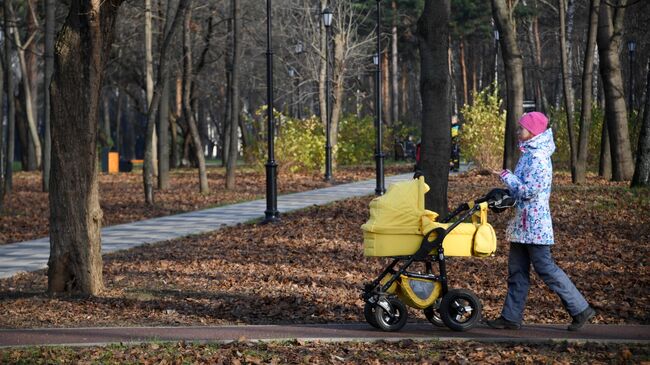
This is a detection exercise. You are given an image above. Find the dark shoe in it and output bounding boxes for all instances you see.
[486,316,521,330]
[568,306,595,331]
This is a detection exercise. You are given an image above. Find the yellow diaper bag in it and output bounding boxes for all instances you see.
[361,177,497,257]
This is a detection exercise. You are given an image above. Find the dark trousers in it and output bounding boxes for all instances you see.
[501,242,589,323]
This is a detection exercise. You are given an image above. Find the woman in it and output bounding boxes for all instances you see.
[487,112,595,331]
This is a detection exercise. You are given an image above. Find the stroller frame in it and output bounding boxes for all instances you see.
[362,193,502,332]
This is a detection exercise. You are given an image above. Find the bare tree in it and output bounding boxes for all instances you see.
[3,0,16,194]
[42,0,56,192]
[559,0,577,175]
[597,0,634,181]
[631,59,650,187]
[8,2,41,169]
[226,0,240,189]
[574,0,600,183]
[491,0,523,171]
[48,0,126,295]
[143,0,191,204]
[181,4,209,193]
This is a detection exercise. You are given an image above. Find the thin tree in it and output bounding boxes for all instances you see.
[42,0,55,192]
[559,0,577,176]
[491,0,524,171]
[48,0,126,295]
[8,2,42,169]
[3,0,16,194]
[574,0,600,183]
[143,0,191,205]
[181,4,209,193]
[596,0,634,180]
[0,45,4,211]
[144,0,158,181]
[631,59,650,187]
[225,0,240,190]
[391,0,399,125]
[417,0,451,216]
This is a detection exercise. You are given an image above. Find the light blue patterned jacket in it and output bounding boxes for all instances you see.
[500,128,555,245]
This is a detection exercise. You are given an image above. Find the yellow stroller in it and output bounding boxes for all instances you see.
[361,176,514,332]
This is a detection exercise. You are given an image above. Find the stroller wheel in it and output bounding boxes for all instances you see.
[363,302,380,329]
[439,289,482,332]
[374,297,408,332]
[423,299,445,327]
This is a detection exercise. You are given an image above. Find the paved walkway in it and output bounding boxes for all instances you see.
[0,173,415,279]
[1,323,648,347]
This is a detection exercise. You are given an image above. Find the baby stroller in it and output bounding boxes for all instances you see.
[361,176,514,332]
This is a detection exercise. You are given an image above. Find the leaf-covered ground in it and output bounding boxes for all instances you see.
[0,165,412,245]
[1,172,648,329]
[2,340,648,364]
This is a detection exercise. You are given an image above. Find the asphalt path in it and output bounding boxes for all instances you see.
[1,323,648,347]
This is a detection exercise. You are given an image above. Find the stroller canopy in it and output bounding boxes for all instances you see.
[361,176,438,235]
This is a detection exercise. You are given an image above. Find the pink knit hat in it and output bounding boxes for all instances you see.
[518,112,548,136]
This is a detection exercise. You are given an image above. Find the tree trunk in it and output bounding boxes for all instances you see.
[599,113,612,178]
[48,0,125,295]
[382,51,392,127]
[0,44,4,210]
[182,6,209,193]
[574,0,600,183]
[417,0,451,216]
[318,0,327,125]
[459,35,468,107]
[115,90,123,152]
[492,0,523,171]
[145,0,158,178]
[631,59,650,187]
[43,0,55,192]
[528,15,547,112]
[3,0,16,194]
[330,32,347,166]
[143,0,190,204]
[158,74,171,190]
[171,75,182,168]
[559,0,578,178]
[597,0,634,180]
[9,3,42,169]
[391,0,399,124]
[222,16,233,168]
[226,0,240,190]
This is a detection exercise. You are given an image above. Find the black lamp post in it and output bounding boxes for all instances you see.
[322,7,333,182]
[628,39,636,116]
[264,0,279,223]
[374,0,385,195]
[294,42,304,119]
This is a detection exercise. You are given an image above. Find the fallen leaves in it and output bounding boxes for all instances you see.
[0,171,647,331]
[0,165,413,244]
[3,341,649,364]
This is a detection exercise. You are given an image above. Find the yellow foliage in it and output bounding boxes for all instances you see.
[459,86,506,170]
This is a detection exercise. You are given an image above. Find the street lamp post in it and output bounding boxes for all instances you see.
[264,0,279,223]
[628,39,636,116]
[322,7,333,182]
[294,42,304,119]
[374,0,385,195]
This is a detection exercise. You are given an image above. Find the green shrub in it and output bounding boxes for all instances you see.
[245,107,325,173]
[337,115,397,166]
[459,85,506,170]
